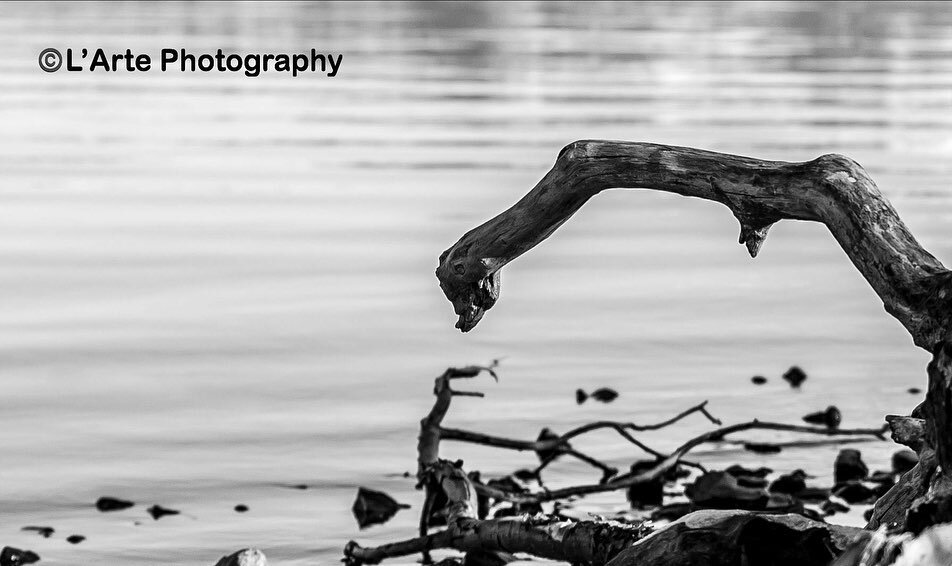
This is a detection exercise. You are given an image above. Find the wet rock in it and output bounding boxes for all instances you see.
[782,366,808,388]
[743,442,782,454]
[863,507,874,522]
[832,482,876,504]
[0,547,40,566]
[575,389,587,404]
[20,526,53,538]
[606,510,864,566]
[821,498,850,515]
[685,471,769,510]
[213,548,268,566]
[751,376,767,385]
[351,487,410,529]
[908,387,922,395]
[769,470,808,495]
[834,449,868,485]
[66,535,85,544]
[892,449,919,475]
[147,504,180,520]
[96,496,134,512]
[802,406,841,429]
[797,486,831,503]
[626,460,664,508]
[650,502,694,522]
[234,504,248,513]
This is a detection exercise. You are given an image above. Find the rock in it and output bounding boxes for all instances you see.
[834,449,868,485]
[821,498,850,515]
[234,504,248,513]
[626,460,664,508]
[650,502,694,522]
[743,442,782,454]
[214,548,267,566]
[769,470,808,495]
[20,526,54,538]
[0,547,40,566]
[907,387,922,395]
[782,366,808,388]
[575,389,587,404]
[591,388,619,403]
[66,535,85,544]
[96,496,134,512]
[798,486,832,503]
[832,482,877,504]
[802,406,842,429]
[868,471,895,497]
[685,471,769,510]
[751,376,767,385]
[863,507,874,522]
[892,449,919,475]
[605,510,864,566]
[351,487,410,529]
[147,504,180,520]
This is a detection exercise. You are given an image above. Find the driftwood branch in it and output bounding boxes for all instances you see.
[435,141,951,348]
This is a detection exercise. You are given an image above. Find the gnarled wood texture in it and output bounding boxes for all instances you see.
[436,141,951,348]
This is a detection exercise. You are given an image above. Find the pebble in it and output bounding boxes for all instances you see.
[96,496,134,512]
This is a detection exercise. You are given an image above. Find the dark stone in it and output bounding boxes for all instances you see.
[534,427,564,462]
[66,535,85,544]
[95,496,134,512]
[650,502,694,522]
[798,486,831,503]
[769,470,808,495]
[685,471,769,510]
[743,442,782,454]
[908,387,922,394]
[751,376,768,385]
[821,499,850,515]
[605,510,864,566]
[863,507,874,522]
[801,406,841,429]
[234,504,248,513]
[833,449,868,485]
[782,366,808,388]
[626,460,664,508]
[892,449,918,475]
[832,482,876,504]
[575,389,587,404]
[20,526,53,538]
[147,504,180,520]
[0,547,40,566]
[351,487,410,529]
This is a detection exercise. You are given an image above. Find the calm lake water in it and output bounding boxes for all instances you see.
[2,2,952,564]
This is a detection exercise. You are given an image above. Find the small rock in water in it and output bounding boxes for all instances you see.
[0,547,40,566]
[908,387,922,395]
[802,406,842,429]
[768,470,808,495]
[512,469,538,482]
[20,526,54,538]
[750,375,767,385]
[96,496,134,512]
[214,548,268,566]
[834,449,869,485]
[892,449,919,475]
[66,535,85,545]
[782,366,807,387]
[725,464,773,478]
[685,470,769,510]
[147,505,180,520]
[863,507,875,522]
[534,427,565,462]
[576,387,618,404]
[234,504,249,513]
[351,487,410,529]
[575,388,587,404]
[743,442,782,454]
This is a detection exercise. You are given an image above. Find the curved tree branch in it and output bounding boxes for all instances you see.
[436,141,951,348]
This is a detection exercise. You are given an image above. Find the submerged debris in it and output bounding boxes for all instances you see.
[352,487,410,529]
[96,496,134,512]
[576,387,618,404]
[0,547,40,566]
[782,366,808,388]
